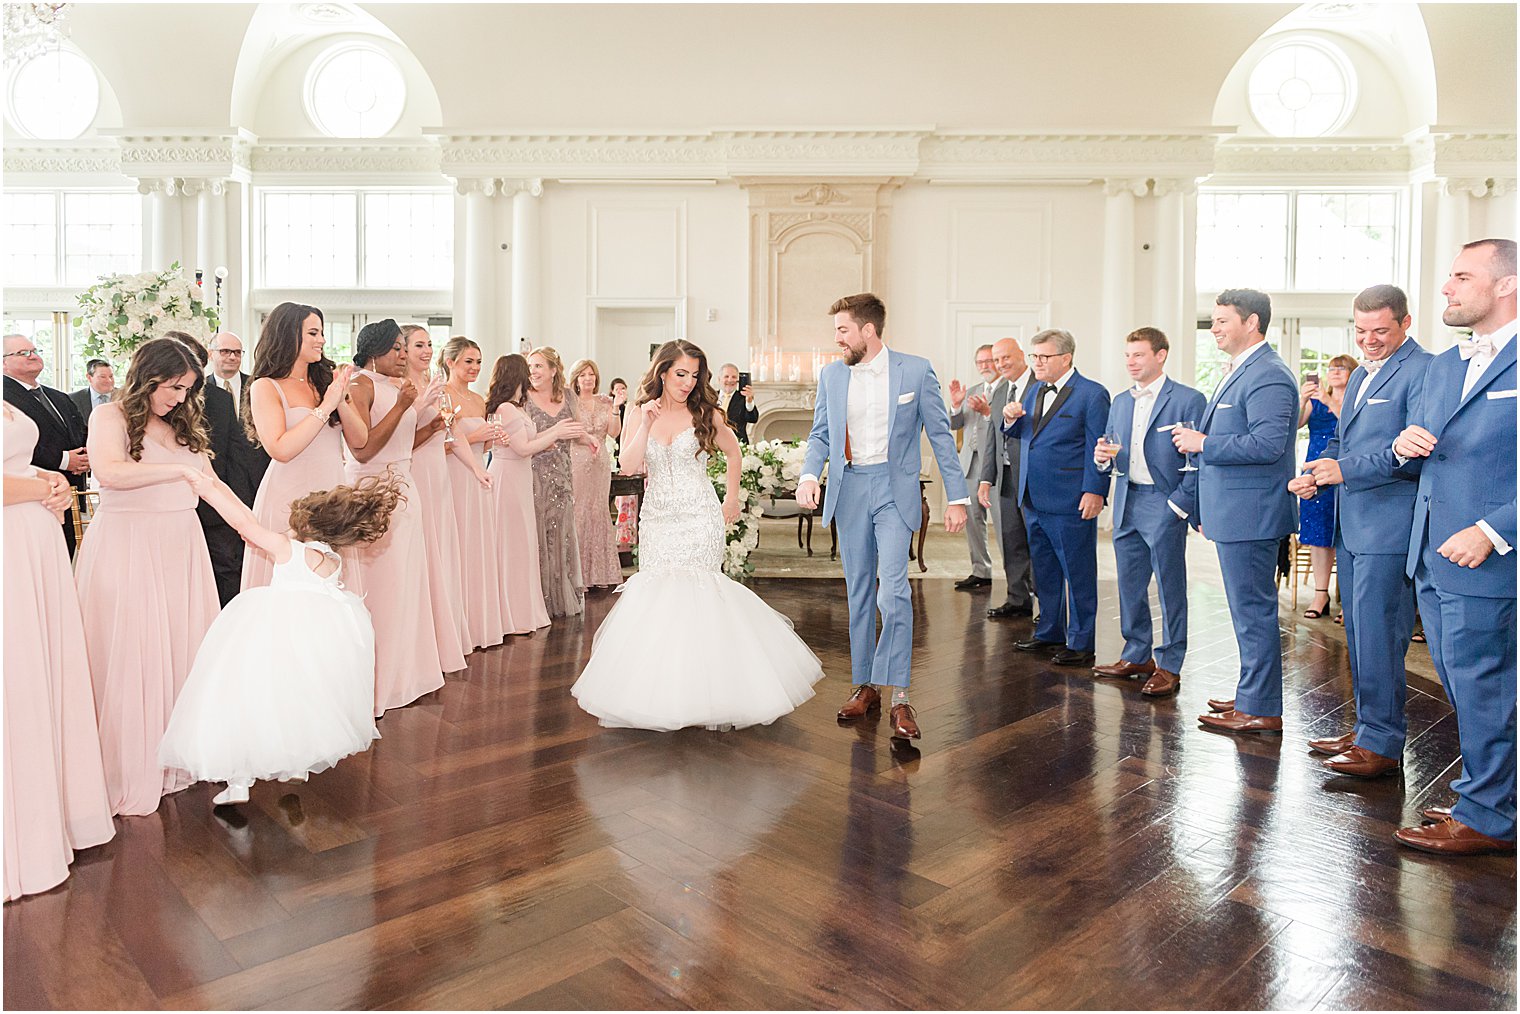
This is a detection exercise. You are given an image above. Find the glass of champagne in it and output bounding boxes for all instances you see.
[1100,430,1124,477]
[439,387,458,447]
[1178,419,1199,472]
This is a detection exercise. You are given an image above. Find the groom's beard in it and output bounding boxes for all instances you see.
[842,342,866,366]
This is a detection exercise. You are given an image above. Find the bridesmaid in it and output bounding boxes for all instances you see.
[567,358,625,590]
[3,402,114,901]
[485,354,586,633]
[439,336,508,648]
[74,338,220,816]
[344,319,446,715]
[401,323,470,673]
[525,347,588,618]
[241,302,366,591]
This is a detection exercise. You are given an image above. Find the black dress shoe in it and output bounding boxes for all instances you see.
[1052,649,1097,667]
[1014,637,1064,653]
[987,601,1034,618]
[955,575,993,590]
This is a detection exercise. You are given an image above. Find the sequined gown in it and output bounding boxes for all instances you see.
[569,397,623,588]
[526,398,584,617]
[571,426,823,731]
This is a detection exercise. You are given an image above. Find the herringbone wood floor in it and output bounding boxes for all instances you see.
[4,575,1515,1009]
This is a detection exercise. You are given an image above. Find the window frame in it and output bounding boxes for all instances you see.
[3,187,143,288]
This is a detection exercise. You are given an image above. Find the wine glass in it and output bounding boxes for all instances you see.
[1100,430,1124,477]
[1178,419,1199,472]
[439,388,458,446]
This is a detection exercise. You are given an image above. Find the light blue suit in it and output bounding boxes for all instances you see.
[1102,377,1206,673]
[1324,337,1432,760]
[1405,335,1516,841]
[804,350,968,688]
[1196,343,1299,718]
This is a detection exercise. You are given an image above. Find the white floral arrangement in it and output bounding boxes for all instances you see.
[706,438,809,578]
[74,262,219,362]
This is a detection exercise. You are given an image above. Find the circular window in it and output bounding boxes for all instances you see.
[7,47,100,140]
[304,43,406,138]
[1247,39,1356,137]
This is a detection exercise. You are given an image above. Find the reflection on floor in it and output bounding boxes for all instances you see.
[4,576,1513,1010]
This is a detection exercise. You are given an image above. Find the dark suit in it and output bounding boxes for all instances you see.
[208,370,269,495]
[199,383,262,606]
[722,389,758,443]
[71,386,109,423]
[4,375,88,555]
[1004,369,1112,652]
[977,373,1036,609]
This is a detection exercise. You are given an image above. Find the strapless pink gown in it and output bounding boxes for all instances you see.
[3,408,115,901]
[488,405,552,632]
[412,403,470,672]
[75,413,220,816]
[447,416,509,648]
[344,370,444,716]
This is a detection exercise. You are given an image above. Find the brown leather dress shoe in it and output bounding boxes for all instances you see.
[1394,816,1517,856]
[1141,667,1180,696]
[1093,658,1156,678]
[837,684,881,720]
[889,703,921,740]
[1198,709,1283,734]
[1206,697,1235,713]
[1422,805,1453,822]
[1322,745,1400,777]
[1307,731,1357,756]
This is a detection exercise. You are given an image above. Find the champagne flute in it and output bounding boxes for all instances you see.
[439,387,458,447]
[1178,419,1199,472]
[1100,429,1124,477]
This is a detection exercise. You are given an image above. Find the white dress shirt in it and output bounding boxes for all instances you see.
[844,346,892,466]
[1034,366,1075,421]
[18,379,71,468]
[1125,373,1165,485]
[1223,339,1268,381]
[1354,335,1408,407]
[216,371,242,406]
[1466,321,1515,555]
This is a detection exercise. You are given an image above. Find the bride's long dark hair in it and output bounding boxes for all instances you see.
[636,339,722,456]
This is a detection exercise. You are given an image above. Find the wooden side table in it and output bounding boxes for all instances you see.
[610,474,645,566]
[797,478,932,573]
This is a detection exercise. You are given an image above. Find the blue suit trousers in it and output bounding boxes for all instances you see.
[834,463,914,689]
[1337,541,1416,759]
[1113,486,1189,673]
[1214,539,1284,717]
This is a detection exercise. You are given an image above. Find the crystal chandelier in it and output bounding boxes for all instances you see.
[3,3,72,67]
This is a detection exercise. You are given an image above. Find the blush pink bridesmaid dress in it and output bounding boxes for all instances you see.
[74,405,221,817]
[3,407,115,901]
[411,403,470,672]
[487,404,551,633]
[446,415,510,647]
[343,370,445,716]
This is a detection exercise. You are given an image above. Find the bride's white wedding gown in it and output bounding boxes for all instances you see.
[571,426,824,731]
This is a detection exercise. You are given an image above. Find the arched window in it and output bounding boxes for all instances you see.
[1246,39,1356,138]
[6,46,99,140]
[303,42,406,138]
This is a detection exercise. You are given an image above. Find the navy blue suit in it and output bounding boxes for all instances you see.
[1101,377,1206,673]
[1323,337,1432,760]
[1003,370,1111,652]
[1196,344,1299,717]
[1405,335,1516,841]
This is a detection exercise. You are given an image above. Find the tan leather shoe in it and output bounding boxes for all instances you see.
[1307,731,1357,756]
[1206,697,1236,713]
[1322,745,1401,777]
[889,703,921,740]
[1093,658,1156,678]
[1141,667,1180,696]
[1198,709,1283,734]
[837,684,881,720]
[1394,817,1516,856]
[1422,805,1453,822]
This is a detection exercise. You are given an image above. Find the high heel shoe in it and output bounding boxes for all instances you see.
[1303,589,1331,620]
[212,781,251,806]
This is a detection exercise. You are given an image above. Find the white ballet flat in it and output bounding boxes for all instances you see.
[212,782,251,806]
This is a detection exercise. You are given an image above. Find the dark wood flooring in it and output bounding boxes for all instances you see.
[4,576,1516,1010]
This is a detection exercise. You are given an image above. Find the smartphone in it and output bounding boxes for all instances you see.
[1305,372,1319,385]
[738,371,752,390]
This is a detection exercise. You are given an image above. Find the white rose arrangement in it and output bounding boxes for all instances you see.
[75,262,219,362]
[705,438,810,578]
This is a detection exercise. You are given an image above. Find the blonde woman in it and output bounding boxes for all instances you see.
[525,347,593,617]
[567,358,625,589]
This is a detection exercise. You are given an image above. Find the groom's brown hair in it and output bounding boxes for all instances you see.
[830,292,886,337]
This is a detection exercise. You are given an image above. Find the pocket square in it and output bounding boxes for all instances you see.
[1155,422,1178,432]
[1218,402,1234,409]
[1487,389,1517,400]
[897,392,916,404]
[1368,398,1390,405]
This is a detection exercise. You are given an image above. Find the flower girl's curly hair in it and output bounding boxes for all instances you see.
[287,470,407,548]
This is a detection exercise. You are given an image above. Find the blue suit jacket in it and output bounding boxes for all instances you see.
[803,350,969,529]
[1103,377,1207,528]
[1325,337,1432,556]
[1003,370,1111,515]
[1196,344,1299,542]
[1405,337,1517,599]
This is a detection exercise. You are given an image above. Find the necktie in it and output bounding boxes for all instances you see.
[1030,383,1056,431]
[1458,335,1496,361]
[29,386,68,432]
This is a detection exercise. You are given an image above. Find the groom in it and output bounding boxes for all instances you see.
[797,293,969,742]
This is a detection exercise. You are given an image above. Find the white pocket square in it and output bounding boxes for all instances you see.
[897,392,916,404]
[1155,423,1178,432]
[1218,402,1234,409]
[1488,389,1517,400]
[1368,398,1390,405]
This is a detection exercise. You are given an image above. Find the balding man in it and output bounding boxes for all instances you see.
[975,337,1036,617]
[3,333,90,554]
[207,330,269,496]
[948,343,998,589]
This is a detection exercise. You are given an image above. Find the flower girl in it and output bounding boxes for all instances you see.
[159,469,406,805]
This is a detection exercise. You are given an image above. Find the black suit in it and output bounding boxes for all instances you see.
[207,370,270,496]
[199,383,263,606]
[4,375,89,555]
[722,389,758,443]
[70,387,106,423]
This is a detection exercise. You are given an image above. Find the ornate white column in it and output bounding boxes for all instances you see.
[456,177,500,368]
[139,177,180,269]
[1150,177,1197,381]
[1099,178,1148,390]
[1426,179,1479,351]
[185,179,227,292]
[510,178,545,352]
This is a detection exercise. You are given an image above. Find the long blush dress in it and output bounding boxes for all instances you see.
[74,408,221,816]
[446,415,509,648]
[412,403,470,672]
[525,398,585,618]
[569,397,623,588]
[487,404,552,633]
[343,370,444,716]
[3,408,115,901]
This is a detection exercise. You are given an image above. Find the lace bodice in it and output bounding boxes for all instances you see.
[637,427,723,575]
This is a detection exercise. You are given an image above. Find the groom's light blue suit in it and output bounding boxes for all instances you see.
[804,350,968,688]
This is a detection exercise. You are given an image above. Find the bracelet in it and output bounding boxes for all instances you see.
[309,407,330,423]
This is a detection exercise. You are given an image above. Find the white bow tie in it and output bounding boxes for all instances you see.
[1458,335,1497,361]
[1360,358,1387,375]
[1131,385,1155,399]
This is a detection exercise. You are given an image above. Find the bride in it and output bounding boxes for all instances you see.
[571,339,823,731]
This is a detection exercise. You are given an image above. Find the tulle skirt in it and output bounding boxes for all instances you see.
[571,566,823,731]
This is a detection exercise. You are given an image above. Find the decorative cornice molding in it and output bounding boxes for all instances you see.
[1212,139,1414,175]
[250,140,440,176]
[921,133,1219,181]
[3,141,121,176]
[1103,177,1150,198]
[111,132,255,183]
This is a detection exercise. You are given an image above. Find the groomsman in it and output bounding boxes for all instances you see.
[70,358,115,422]
[3,333,90,555]
[1288,284,1431,777]
[1000,329,1110,666]
[1092,328,1205,697]
[1391,239,1516,856]
[975,337,1037,617]
[716,363,757,443]
[949,344,997,589]
[1172,290,1298,733]
[208,330,269,496]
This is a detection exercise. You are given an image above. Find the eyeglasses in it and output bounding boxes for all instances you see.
[3,349,40,359]
[213,348,243,357]
[1028,352,1070,364]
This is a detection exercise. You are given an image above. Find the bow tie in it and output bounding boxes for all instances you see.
[1360,358,1387,376]
[1039,383,1057,397]
[1458,335,1497,361]
[1131,385,1155,399]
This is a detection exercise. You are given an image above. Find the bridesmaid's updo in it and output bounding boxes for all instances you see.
[437,335,480,378]
[486,354,531,414]
[119,337,211,461]
[287,470,408,548]
[353,318,401,367]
